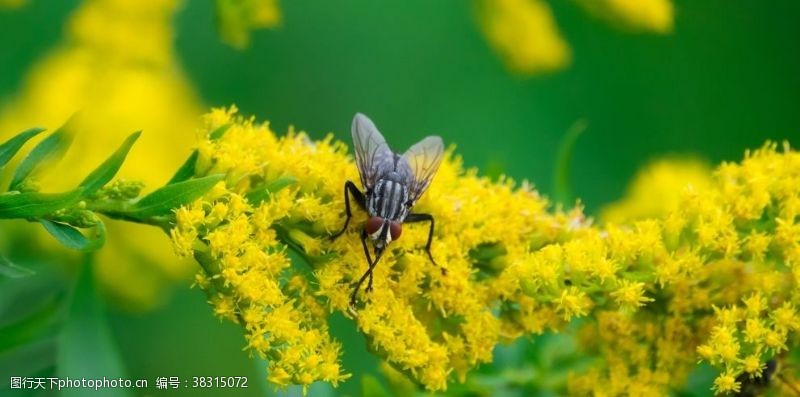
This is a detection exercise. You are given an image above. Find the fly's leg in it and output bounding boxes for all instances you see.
[350,230,383,308]
[405,213,446,275]
[331,180,366,240]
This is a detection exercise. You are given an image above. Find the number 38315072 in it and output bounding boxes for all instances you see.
[191,376,248,388]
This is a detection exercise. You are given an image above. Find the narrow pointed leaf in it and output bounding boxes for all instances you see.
[0,189,83,219]
[245,176,297,205]
[0,127,46,169]
[0,256,35,278]
[9,127,71,191]
[128,174,224,218]
[41,220,88,250]
[40,220,105,252]
[167,150,199,185]
[79,131,141,196]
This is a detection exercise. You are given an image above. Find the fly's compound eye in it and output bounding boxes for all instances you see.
[389,222,402,241]
[365,216,384,236]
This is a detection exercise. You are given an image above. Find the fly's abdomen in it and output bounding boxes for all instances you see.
[369,178,409,221]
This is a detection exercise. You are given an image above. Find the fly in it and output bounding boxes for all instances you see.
[331,113,446,308]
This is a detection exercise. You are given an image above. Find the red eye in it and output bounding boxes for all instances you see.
[389,222,402,241]
[365,216,383,235]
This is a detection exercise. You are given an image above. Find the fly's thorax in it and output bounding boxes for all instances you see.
[367,178,410,222]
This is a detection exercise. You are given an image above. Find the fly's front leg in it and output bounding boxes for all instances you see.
[405,213,446,275]
[350,230,381,307]
[366,247,384,294]
[331,180,366,240]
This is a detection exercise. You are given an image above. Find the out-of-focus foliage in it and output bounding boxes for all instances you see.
[0,0,203,309]
[207,0,672,74]
[0,124,225,394]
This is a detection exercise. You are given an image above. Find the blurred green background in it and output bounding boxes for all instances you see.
[1,0,799,395]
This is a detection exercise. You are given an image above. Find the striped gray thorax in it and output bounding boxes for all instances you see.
[363,149,415,246]
[367,177,410,223]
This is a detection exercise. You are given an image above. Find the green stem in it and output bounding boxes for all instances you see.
[86,199,172,231]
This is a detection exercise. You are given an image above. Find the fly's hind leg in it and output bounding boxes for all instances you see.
[405,213,446,275]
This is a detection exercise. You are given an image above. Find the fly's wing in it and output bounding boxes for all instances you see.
[352,113,395,190]
[402,135,444,203]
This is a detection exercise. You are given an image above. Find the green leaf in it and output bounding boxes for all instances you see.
[79,131,141,196]
[57,262,132,397]
[209,123,232,140]
[0,189,83,219]
[552,119,587,206]
[8,127,71,191]
[40,220,106,252]
[0,127,46,169]
[245,176,297,205]
[128,174,224,218]
[0,256,35,278]
[167,149,199,184]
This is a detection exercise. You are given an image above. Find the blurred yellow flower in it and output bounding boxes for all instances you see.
[0,0,25,9]
[576,0,674,33]
[474,0,675,75]
[205,0,674,74]
[215,0,281,49]
[475,0,571,74]
[0,0,202,309]
[601,157,713,224]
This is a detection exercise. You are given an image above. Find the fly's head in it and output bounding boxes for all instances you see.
[365,216,402,253]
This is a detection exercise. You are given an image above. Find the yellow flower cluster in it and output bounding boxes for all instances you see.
[172,107,799,394]
[474,0,675,75]
[485,142,800,394]
[568,143,800,394]
[0,0,201,309]
[171,108,349,389]
[173,106,586,390]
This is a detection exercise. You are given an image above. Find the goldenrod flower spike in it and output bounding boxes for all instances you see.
[172,107,800,395]
[172,106,585,390]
